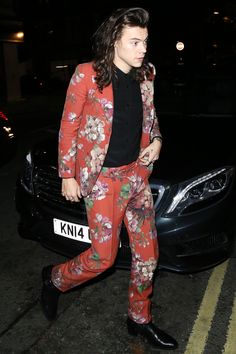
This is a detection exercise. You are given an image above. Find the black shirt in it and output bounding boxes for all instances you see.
[103,67,143,167]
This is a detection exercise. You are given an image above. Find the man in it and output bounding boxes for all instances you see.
[41,7,178,350]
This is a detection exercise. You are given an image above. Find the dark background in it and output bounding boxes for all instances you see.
[1,0,236,106]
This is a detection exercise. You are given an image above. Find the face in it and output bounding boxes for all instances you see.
[114,26,148,73]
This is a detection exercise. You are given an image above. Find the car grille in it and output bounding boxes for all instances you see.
[33,166,165,213]
[33,166,86,215]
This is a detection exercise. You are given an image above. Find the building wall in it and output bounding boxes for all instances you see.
[0,1,24,102]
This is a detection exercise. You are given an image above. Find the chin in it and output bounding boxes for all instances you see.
[132,63,142,68]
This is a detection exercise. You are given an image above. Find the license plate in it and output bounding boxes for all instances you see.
[53,218,91,243]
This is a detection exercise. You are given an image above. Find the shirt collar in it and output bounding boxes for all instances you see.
[113,65,136,83]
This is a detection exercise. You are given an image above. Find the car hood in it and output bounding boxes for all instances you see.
[32,114,235,184]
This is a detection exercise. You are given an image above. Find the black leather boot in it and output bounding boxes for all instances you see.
[41,265,61,321]
[127,317,178,350]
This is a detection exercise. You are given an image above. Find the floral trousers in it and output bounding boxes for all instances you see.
[52,159,159,324]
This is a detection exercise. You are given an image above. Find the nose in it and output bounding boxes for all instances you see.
[140,41,147,53]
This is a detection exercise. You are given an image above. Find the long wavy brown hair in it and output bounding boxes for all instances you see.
[92,7,152,92]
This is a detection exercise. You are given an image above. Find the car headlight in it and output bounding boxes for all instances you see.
[20,151,34,194]
[164,166,234,217]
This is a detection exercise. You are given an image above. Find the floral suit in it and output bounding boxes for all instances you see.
[52,62,162,323]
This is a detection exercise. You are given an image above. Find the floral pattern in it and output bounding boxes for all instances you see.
[85,179,109,210]
[70,67,85,85]
[131,256,157,291]
[52,160,158,323]
[58,62,161,196]
[89,213,112,244]
[128,255,158,323]
[80,115,105,144]
[89,145,107,173]
[58,137,77,175]
[55,62,161,323]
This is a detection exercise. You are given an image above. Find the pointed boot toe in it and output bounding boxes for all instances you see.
[127,317,178,350]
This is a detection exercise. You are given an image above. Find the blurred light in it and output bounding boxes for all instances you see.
[16,32,24,39]
[176,41,184,51]
[0,111,8,121]
[223,16,231,23]
[213,11,219,15]
[3,126,14,138]
[212,43,218,48]
[56,65,69,69]
[3,126,11,133]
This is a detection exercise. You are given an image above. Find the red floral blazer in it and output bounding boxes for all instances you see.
[58,62,161,196]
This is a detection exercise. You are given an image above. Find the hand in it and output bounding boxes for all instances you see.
[138,139,162,166]
[61,178,81,202]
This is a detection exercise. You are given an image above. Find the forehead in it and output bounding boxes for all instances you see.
[120,26,148,40]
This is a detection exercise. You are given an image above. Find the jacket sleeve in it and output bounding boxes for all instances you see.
[150,109,162,142]
[58,64,88,178]
[149,63,162,142]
